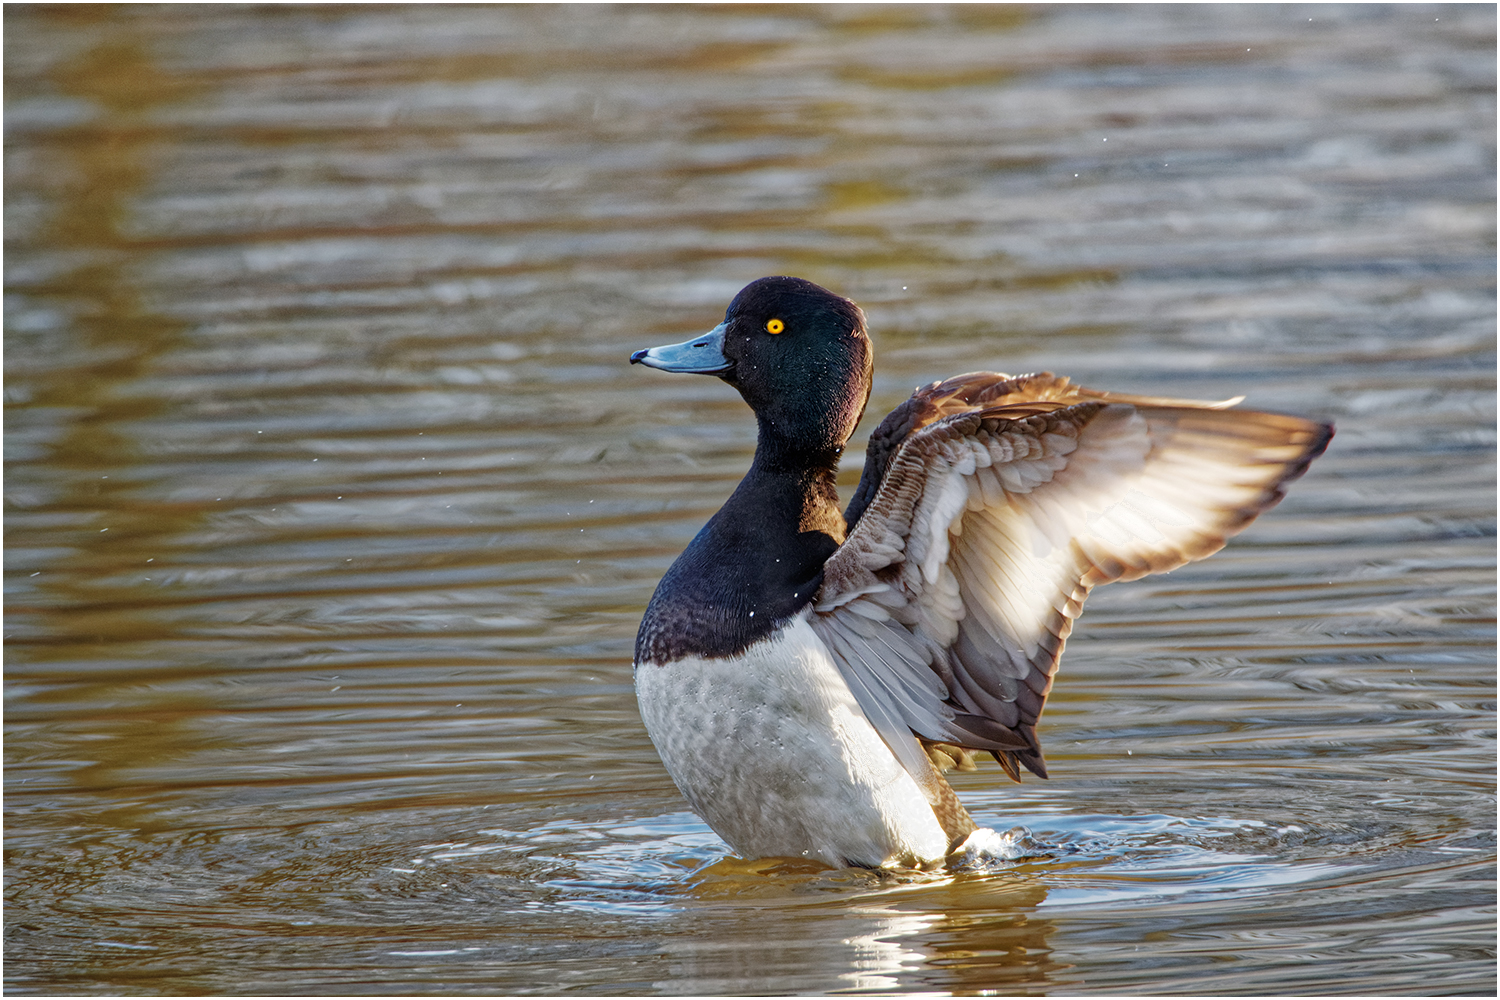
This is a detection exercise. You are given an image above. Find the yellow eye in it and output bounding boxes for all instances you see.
[766,318,785,334]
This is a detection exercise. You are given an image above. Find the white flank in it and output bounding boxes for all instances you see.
[635,613,950,869]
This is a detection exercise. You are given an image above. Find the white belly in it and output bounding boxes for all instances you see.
[634,613,950,868]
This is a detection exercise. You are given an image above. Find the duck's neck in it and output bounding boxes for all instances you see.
[634,443,846,665]
[733,439,847,552]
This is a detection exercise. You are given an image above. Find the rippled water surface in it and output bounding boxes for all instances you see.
[5,4,1495,995]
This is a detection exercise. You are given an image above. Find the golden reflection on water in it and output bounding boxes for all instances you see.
[11,26,208,806]
[5,3,1495,996]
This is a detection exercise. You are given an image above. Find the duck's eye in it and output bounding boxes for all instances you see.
[766,318,785,334]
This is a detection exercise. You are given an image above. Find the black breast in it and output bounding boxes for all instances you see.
[634,465,843,665]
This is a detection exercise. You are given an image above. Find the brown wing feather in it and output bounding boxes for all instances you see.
[843,371,1244,529]
[815,372,1332,785]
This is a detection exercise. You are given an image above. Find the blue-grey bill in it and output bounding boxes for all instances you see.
[630,323,732,374]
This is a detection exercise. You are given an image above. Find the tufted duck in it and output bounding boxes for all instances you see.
[630,276,1332,869]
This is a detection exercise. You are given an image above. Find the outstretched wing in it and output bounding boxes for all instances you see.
[810,371,1333,786]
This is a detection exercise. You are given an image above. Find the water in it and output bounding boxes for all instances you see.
[4,4,1494,995]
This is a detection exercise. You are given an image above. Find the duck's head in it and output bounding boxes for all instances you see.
[631,276,873,462]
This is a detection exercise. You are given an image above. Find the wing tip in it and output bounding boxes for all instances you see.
[991,748,1048,781]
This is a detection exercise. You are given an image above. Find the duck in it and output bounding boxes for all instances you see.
[629,275,1333,870]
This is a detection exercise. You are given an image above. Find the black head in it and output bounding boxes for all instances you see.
[632,276,873,465]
